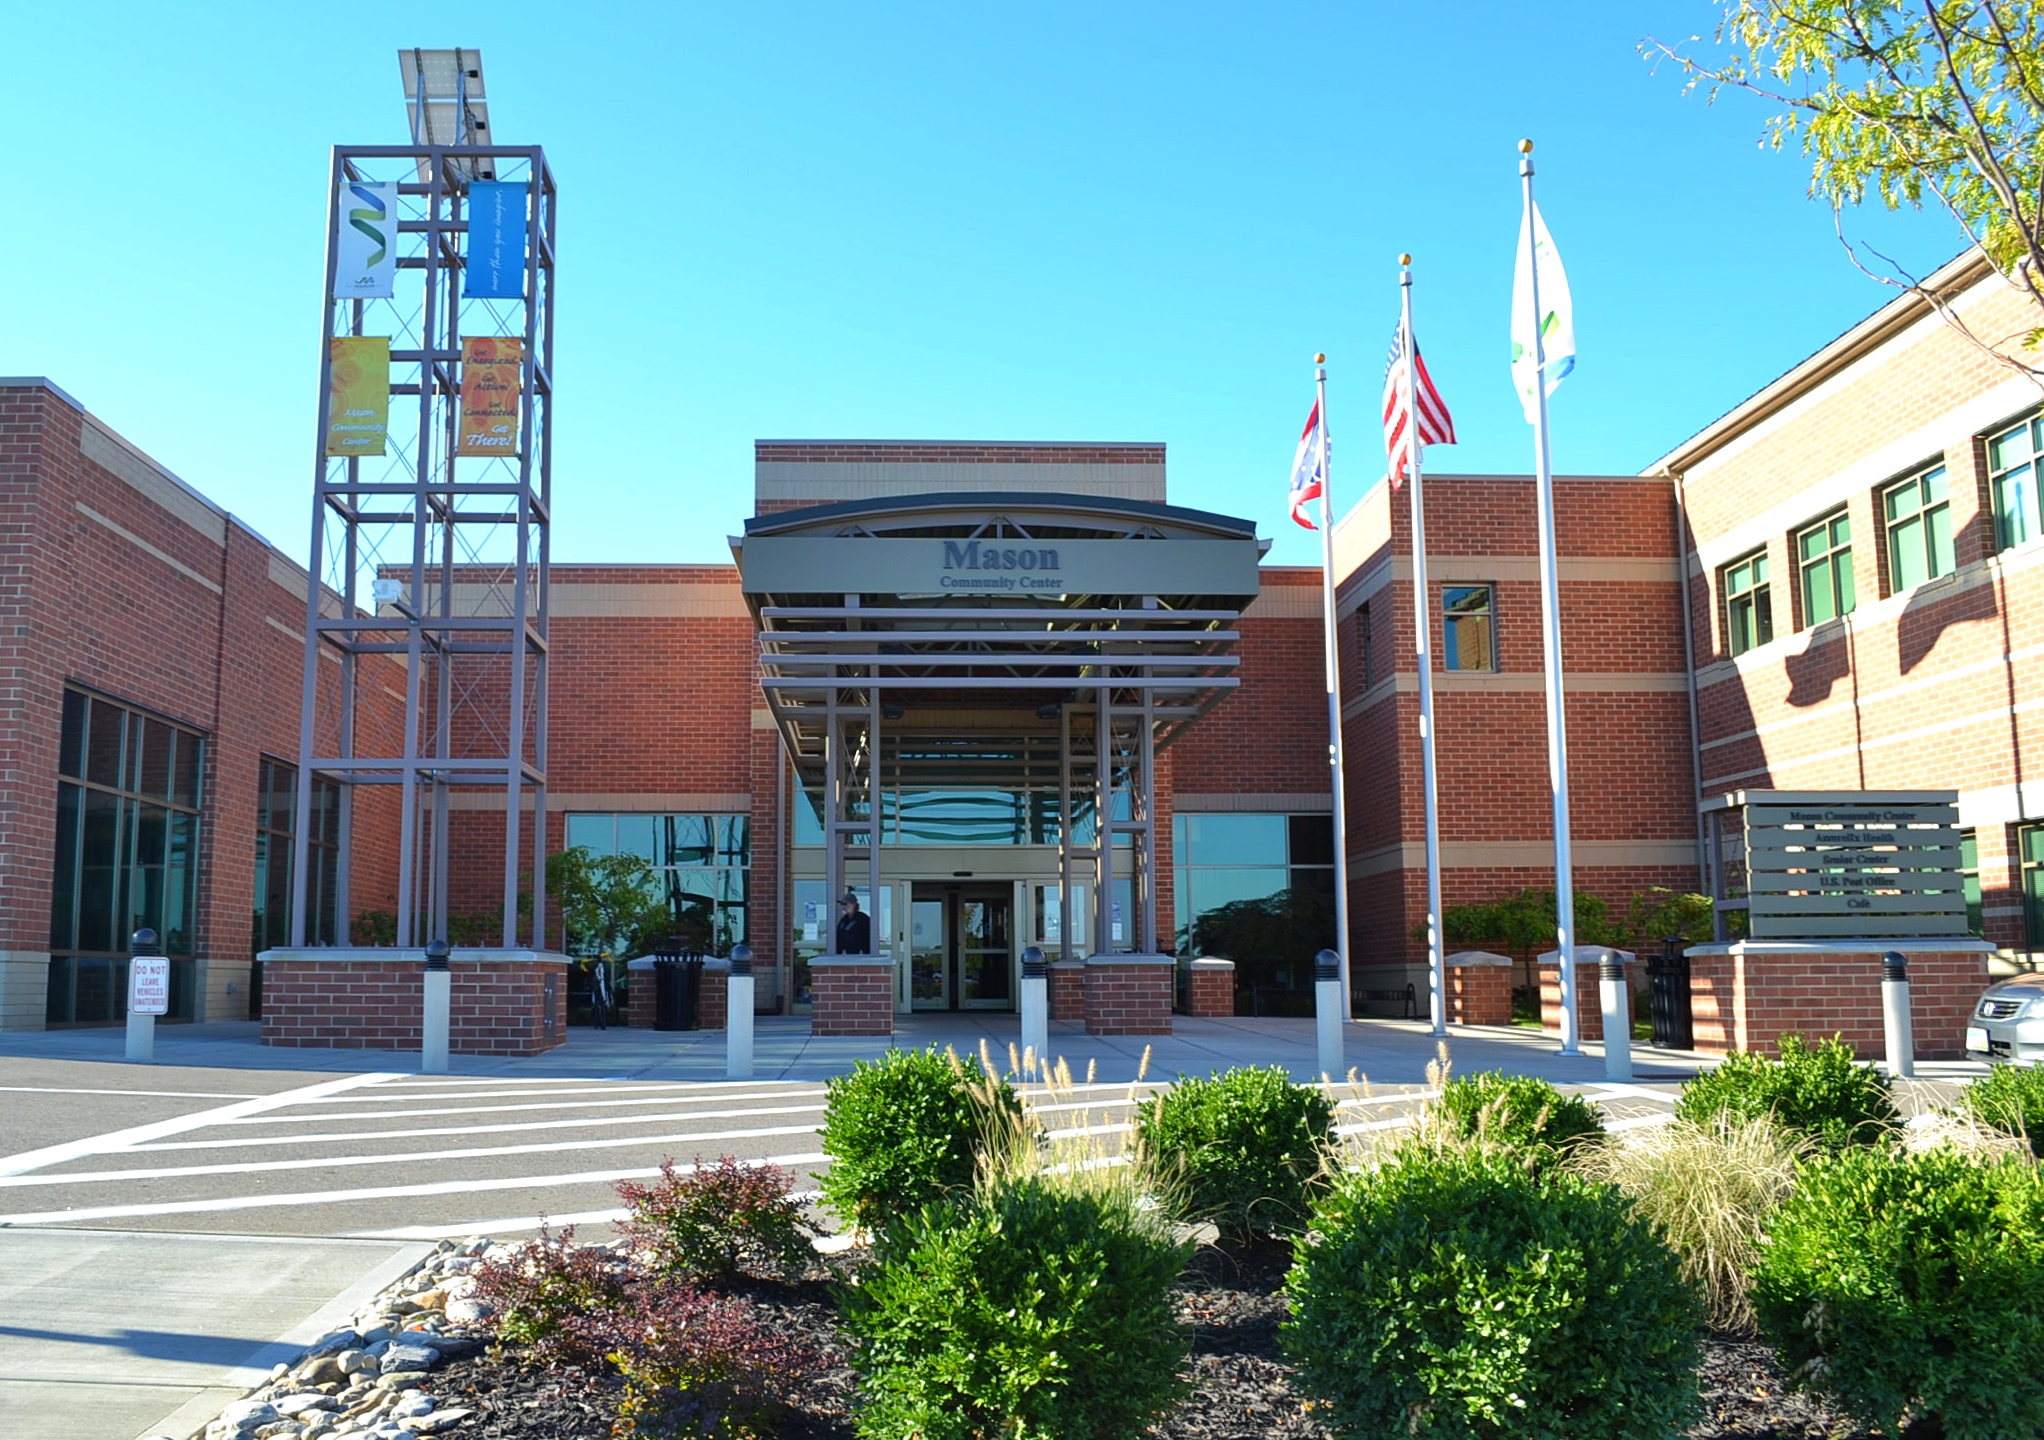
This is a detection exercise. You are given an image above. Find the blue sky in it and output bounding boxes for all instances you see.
[2,2,1960,569]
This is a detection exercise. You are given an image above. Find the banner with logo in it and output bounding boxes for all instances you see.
[464,180,526,299]
[332,181,399,299]
[325,337,390,457]
[456,336,522,456]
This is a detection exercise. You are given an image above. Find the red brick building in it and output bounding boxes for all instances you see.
[3,255,2037,1036]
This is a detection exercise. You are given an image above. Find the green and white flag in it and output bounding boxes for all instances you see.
[1510,199,1575,424]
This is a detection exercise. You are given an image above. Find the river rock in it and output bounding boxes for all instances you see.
[220,1401,281,1429]
[374,1372,425,1393]
[380,1343,437,1374]
[404,1411,472,1436]
[276,1393,337,1417]
[391,1392,433,1418]
[337,1350,377,1377]
[296,1356,347,1387]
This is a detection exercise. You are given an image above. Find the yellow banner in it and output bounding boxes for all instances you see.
[456,336,523,457]
[325,337,390,457]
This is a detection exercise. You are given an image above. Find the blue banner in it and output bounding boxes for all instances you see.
[465,181,526,299]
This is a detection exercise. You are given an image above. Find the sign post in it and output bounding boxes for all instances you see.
[126,927,167,1063]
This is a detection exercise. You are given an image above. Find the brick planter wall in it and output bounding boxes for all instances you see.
[811,957,895,1037]
[1183,958,1235,1018]
[1539,965,1607,1043]
[1084,955,1174,1036]
[1447,962,1512,1026]
[1687,943,1990,1061]
[1049,958,1086,1022]
[258,950,568,1055]
[624,960,729,1031]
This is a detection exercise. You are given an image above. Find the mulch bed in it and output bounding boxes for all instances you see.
[436,1241,1874,1440]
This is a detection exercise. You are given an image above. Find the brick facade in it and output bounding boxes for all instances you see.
[1084,956,1174,1036]
[1446,961,1512,1027]
[810,958,894,1036]
[259,954,567,1055]
[1182,957,1234,1018]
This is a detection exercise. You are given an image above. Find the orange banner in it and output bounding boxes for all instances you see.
[324,337,389,457]
[456,336,523,457]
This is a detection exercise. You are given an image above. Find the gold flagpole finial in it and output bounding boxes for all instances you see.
[1518,137,1534,153]
[1314,352,1326,364]
[1399,252,1412,266]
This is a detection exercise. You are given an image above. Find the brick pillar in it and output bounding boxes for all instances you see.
[1447,960,1512,1026]
[810,956,895,1037]
[1182,957,1235,1018]
[625,957,729,1030]
[1084,955,1174,1036]
[1049,957,1086,1021]
[626,959,656,1029]
[699,961,730,1031]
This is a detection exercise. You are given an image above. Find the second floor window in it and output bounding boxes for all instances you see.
[1442,585,1495,671]
[1358,601,1374,688]
[1884,466,1953,593]
[1723,551,1772,657]
[1990,413,2043,552]
[1798,512,1855,627]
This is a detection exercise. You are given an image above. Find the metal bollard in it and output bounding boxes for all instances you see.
[1881,950,1915,1079]
[422,939,452,1074]
[1314,948,1345,1079]
[727,945,754,1079]
[125,927,164,1063]
[1600,952,1633,1082]
[1019,945,1048,1076]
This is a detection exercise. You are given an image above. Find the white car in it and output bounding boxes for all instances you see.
[1966,972,2044,1065]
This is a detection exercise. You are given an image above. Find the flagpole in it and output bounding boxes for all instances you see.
[1400,258,1448,1039]
[1520,137,1581,1057]
[1314,353,1354,1020]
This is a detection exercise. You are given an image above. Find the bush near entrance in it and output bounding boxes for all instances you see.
[1133,1065,1333,1239]
[818,1046,1020,1233]
[1676,1034,1899,1153]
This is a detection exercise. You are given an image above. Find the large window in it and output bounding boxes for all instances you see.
[1798,512,1856,626]
[1722,551,1773,657]
[1442,585,1495,671]
[252,758,340,955]
[564,813,751,955]
[1990,413,2043,552]
[1358,601,1375,688]
[2022,825,2044,952]
[1884,466,1953,593]
[1960,829,1984,938]
[48,689,205,1025]
[1173,812,1336,1013]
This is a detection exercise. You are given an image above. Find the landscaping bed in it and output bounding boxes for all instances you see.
[431,1240,1872,1440]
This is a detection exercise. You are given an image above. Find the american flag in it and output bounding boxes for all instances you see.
[1382,324,1455,488]
[1287,399,1326,530]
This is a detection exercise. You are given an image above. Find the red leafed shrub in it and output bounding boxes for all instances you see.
[567,1272,821,1439]
[466,1223,631,1361]
[616,1156,816,1285]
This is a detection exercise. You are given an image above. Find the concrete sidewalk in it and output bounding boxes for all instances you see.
[0,1012,1738,1086]
[0,1228,426,1440]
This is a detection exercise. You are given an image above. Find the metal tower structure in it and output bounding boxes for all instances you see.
[291,49,556,950]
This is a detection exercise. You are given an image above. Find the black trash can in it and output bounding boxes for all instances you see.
[1647,936,1693,1050]
[652,944,705,1032]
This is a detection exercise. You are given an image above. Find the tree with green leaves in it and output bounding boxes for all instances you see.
[1647,1,2044,380]
[546,845,673,959]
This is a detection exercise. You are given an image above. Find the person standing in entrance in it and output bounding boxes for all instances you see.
[836,891,871,955]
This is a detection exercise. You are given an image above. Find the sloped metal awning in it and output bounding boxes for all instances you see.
[735,493,1266,786]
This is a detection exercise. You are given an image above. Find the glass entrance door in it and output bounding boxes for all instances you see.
[909,895,948,1010]
[908,883,1014,1011]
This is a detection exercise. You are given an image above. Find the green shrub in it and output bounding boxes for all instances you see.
[1572,1113,1805,1332]
[1282,1145,1702,1439]
[840,1170,1190,1440]
[1675,1033,1898,1152]
[818,1046,1021,1232]
[466,1223,630,1361]
[1753,1146,2044,1440]
[1133,1065,1333,1238]
[616,1156,815,1285]
[1961,1063,2044,1157]
[1430,1071,1605,1169]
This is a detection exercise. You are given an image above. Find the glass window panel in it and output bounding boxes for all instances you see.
[77,790,122,953]
[139,720,173,800]
[59,691,86,779]
[163,810,196,955]
[86,701,124,789]
[1442,585,1495,671]
[50,783,80,951]
[1287,813,1335,866]
[171,732,202,810]
[74,957,113,1024]
[793,793,825,846]
[1890,514,1926,592]
[1181,813,1288,867]
[661,815,715,866]
[718,815,751,867]
[44,955,73,1025]
[1928,504,1954,579]
[564,813,614,855]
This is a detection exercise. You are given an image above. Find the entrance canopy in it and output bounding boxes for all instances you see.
[735,492,1266,959]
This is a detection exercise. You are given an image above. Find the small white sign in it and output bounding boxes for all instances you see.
[130,957,170,1016]
[1966,1026,1990,1053]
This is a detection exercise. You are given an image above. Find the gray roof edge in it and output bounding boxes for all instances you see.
[743,490,1258,538]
